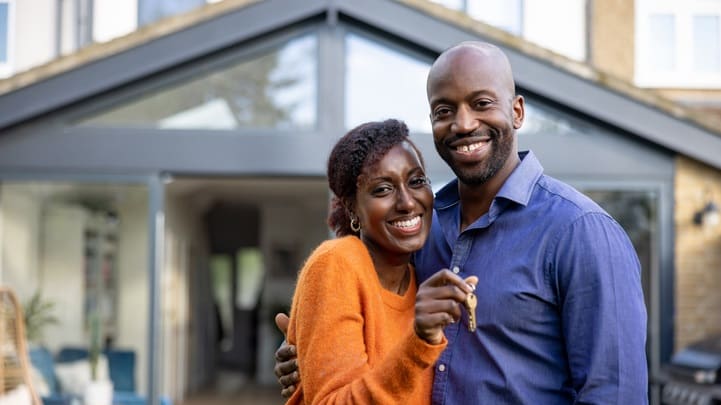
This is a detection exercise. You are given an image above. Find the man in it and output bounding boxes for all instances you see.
[275,41,648,404]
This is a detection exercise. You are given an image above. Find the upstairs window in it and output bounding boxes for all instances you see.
[636,0,721,87]
[429,0,587,61]
[0,0,13,78]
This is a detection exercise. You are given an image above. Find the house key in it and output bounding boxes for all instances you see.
[465,292,477,332]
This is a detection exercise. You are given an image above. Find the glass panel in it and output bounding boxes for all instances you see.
[93,0,137,43]
[580,190,656,311]
[518,101,576,136]
[0,3,8,63]
[523,0,586,60]
[138,0,205,27]
[693,15,721,73]
[236,247,264,310]
[345,34,432,133]
[79,35,317,130]
[0,180,151,392]
[468,0,522,34]
[648,14,676,71]
[211,255,233,350]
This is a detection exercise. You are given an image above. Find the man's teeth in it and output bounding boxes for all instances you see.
[457,142,484,152]
[391,216,421,228]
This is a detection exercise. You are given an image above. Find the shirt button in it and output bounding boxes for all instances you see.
[452,266,460,274]
[438,364,446,372]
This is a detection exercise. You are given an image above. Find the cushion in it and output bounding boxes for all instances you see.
[28,346,59,394]
[0,384,31,405]
[54,355,109,397]
[29,365,50,396]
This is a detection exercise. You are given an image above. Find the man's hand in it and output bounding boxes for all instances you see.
[414,270,478,344]
[274,313,300,398]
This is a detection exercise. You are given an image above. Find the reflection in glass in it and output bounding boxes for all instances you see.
[518,101,576,136]
[211,255,233,351]
[0,181,149,389]
[236,247,264,310]
[79,35,317,130]
[581,189,657,309]
[693,15,720,73]
[345,34,432,133]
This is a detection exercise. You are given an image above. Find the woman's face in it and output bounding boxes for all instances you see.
[354,141,433,262]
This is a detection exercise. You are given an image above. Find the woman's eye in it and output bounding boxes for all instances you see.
[373,185,392,194]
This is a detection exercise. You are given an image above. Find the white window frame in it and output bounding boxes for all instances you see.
[0,0,14,79]
[636,0,721,88]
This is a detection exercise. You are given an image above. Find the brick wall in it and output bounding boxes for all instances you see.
[589,0,635,82]
[674,156,721,350]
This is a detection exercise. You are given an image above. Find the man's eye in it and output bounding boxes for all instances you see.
[433,108,451,119]
[411,176,430,186]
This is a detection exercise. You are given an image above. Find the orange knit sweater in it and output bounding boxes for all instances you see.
[286,236,446,405]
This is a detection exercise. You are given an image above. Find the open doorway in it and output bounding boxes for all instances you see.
[163,176,328,405]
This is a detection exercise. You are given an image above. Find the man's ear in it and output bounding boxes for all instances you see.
[512,95,525,130]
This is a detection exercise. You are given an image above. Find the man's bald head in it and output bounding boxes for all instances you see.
[427,41,516,102]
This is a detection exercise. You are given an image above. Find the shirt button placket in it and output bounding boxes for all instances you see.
[450,234,472,274]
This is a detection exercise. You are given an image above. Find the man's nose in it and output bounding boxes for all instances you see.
[451,105,477,136]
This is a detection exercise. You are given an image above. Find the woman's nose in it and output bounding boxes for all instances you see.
[396,186,416,211]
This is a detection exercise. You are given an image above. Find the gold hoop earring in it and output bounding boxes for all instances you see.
[350,216,361,233]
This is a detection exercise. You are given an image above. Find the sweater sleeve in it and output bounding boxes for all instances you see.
[288,244,446,405]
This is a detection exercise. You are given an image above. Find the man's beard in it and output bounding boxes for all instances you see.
[437,129,514,186]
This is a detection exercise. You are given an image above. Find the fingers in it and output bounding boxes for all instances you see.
[274,341,299,380]
[281,384,297,399]
[274,352,300,397]
[274,342,296,362]
[274,313,290,337]
[418,269,474,303]
[414,269,479,344]
[464,275,479,290]
[277,366,299,398]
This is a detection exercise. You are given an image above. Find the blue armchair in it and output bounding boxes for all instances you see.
[29,346,172,405]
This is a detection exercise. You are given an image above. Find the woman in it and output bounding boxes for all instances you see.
[285,119,475,405]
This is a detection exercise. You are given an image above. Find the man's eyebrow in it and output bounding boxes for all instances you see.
[430,90,498,106]
[429,96,451,107]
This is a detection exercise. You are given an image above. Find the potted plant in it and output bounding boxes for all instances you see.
[22,290,59,346]
[84,312,113,405]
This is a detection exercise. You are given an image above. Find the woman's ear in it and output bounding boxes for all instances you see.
[342,199,355,217]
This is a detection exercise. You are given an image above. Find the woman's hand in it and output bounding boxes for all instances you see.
[414,270,478,344]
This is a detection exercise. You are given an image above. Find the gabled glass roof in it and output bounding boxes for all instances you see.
[77,34,317,130]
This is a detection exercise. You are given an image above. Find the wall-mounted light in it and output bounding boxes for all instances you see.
[694,196,720,229]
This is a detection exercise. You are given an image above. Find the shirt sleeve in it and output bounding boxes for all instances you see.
[551,212,648,405]
[289,249,445,405]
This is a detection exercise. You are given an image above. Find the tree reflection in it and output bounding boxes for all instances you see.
[80,35,316,130]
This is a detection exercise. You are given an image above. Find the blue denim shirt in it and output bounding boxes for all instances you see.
[414,151,648,404]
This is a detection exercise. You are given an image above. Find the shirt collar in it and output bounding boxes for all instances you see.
[434,150,544,211]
